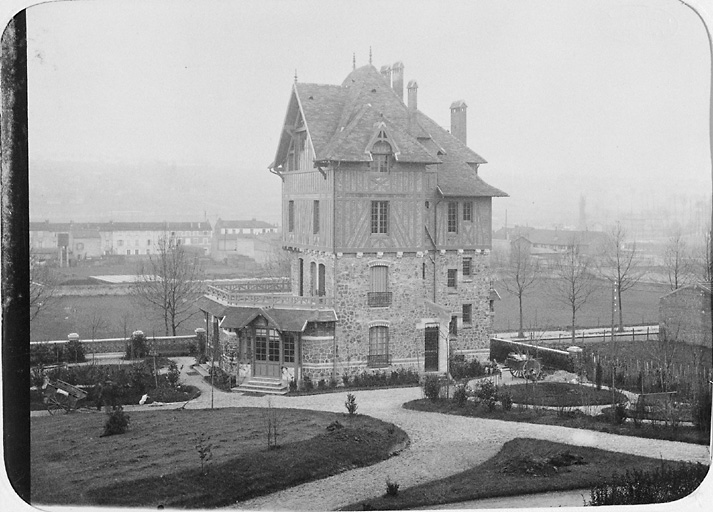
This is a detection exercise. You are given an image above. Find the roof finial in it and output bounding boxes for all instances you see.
[352,53,356,70]
[369,46,372,65]
[294,69,298,83]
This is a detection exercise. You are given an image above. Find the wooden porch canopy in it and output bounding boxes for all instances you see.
[221,305,337,332]
[195,296,228,318]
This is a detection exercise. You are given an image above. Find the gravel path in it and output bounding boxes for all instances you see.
[43,358,710,510]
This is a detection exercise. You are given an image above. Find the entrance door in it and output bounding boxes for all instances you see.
[424,326,439,372]
[254,328,282,378]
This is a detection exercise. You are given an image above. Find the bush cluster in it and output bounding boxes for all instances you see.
[207,366,236,391]
[449,355,485,380]
[423,374,442,402]
[588,462,709,505]
[31,341,86,366]
[296,367,420,393]
[691,385,712,434]
[125,332,148,360]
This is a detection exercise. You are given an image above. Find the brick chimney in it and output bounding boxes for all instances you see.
[450,100,467,145]
[392,61,404,101]
[380,65,391,86]
[407,80,418,110]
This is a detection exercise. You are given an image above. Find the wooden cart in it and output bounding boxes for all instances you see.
[505,353,543,381]
[43,379,88,415]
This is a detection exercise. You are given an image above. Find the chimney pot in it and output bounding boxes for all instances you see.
[450,100,468,145]
[392,61,404,101]
[380,65,391,86]
[407,80,418,110]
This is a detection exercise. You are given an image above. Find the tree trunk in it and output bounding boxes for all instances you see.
[617,286,624,332]
[518,292,524,337]
[571,306,576,343]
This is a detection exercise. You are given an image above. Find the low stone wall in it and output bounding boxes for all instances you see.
[31,334,197,357]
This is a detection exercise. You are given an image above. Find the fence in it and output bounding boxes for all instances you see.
[582,350,712,401]
[515,326,660,347]
[30,333,198,362]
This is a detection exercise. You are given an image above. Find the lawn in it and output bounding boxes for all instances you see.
[404,397,708,445]
[344,438,709,510]
[31,407,408,508]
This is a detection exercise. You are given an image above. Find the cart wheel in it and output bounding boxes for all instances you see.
[46,398,65,415]
[508,367,516,377]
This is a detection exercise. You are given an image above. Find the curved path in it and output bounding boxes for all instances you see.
[67,358,712,510]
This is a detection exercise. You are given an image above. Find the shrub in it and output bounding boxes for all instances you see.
[207,366,235,391]
[317,378,327,390]
[385,479,400,497]
[193,432,213,476]
[166,361,180,388]
[66,339,86,363]
[129,363,153,395]
[289,379,297,393]
[476,380,499,412]
[345,393,358,416]
[302,375,314,391]
[31,343,63,366]
[125,332,148,360]
[595,359,603,390]
[452,384,468,407]
[692,385,712,433]
[588,462,709,505]
[499,390,513,411]
[449,356,485,381]
[30,365,46,390]
[328,377,338,389]
[100,407,130,437]
[342,374,351,387]
[423,375,441,402]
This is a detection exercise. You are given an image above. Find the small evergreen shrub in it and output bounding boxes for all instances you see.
[423,375,441,401]
[66,339,86,363]
[289,379,297,393]
[453,384,468,407]
[125,332,148,359]
[342,374,351,387]
[385,479,400,497]
[499,390,514,411]
[328,377,338,389]
[345,393,358,416]
[317,378,327,390]
[595,359,603,390]
[477,380,499,412]
[302,375,314,391]
[100,407,130,437]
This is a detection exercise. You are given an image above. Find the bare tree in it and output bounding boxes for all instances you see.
[548,239,598,343]
[498,238,540,338]
[694,226,712,287]
[29,254,58,321]
[598,223,646,331]
[131,236,205,336]
[662,228,693,291]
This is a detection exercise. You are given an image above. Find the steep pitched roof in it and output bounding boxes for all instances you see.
[272,64,506,198]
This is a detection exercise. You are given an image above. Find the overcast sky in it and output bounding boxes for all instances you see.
[20,0,713,228]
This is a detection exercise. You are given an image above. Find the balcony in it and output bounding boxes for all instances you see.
[206,284,334,308]
[367,292,392,307]
[367,354,391,368]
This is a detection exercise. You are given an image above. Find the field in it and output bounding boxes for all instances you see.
[493,278,669,332]
[30,407,407,508]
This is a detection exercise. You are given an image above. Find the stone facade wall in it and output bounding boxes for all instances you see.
[659,286,712,349]
[434,249,492,355]
[289,249,335,297]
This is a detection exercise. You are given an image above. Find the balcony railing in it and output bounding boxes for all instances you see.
[206,285,334,308]
[367,354,391,368]
[367,292,392,307]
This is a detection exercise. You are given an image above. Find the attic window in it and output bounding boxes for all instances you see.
[371,140,392,173]
[308,95,314,100]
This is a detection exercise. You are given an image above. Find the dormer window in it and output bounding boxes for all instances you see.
[370,137,392,173]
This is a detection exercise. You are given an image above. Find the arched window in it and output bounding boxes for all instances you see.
[370,139,392,173]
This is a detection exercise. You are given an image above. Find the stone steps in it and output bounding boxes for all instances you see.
[235,376,288,395]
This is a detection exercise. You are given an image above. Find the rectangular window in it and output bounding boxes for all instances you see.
[255,328,267,361]
[313,200,320,234]
[134,249,139,255]
[463,304,472,324]
[283,334,295,363]
[368,326,389,367]
[449,315,458,336]
[146,249,150,255]
[318,263,326,297]
[448,202,458,233]
[117,239,124,246]
[126,250,131,255]
[288,200,295,232]
[147,239,151,246]
[463,202,472,221]
[368,265,391,306]
[463,257,472,277]
[371,154,390,173]
[268,330,280,362]
[371,201,389,234]
[447,269,457,289]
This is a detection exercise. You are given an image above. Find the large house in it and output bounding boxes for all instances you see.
[199,61,507,390]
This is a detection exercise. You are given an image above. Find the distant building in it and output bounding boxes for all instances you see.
[495,226,607,262]
[29,220,213,264]
[659,283,712,350]
[211,218,280,265]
